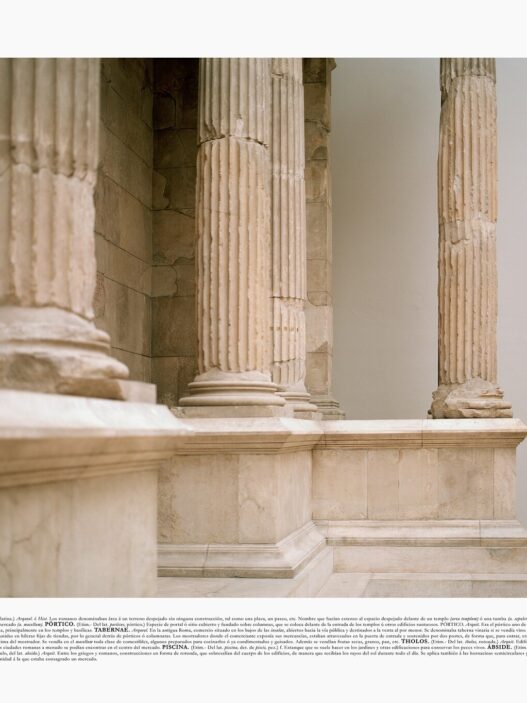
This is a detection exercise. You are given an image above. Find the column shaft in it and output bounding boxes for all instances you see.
[303,58,344,419]
[431,58,511,418]
[180,58,284,411]
[270,58,317,415]
[0,59,128,398]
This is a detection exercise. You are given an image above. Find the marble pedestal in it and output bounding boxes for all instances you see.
[0,389,189,596]
[159,417,527,597]
[158,418,325,578]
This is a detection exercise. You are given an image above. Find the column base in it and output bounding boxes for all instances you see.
[431,379,513,418]
[0,306,129,400]
[278,381,321,419]
[310,395,346,420]
[179,369,287,416]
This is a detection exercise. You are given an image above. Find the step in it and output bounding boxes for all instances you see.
[320,519,527,574]
[317,572,527,598]
[156,546,333,598]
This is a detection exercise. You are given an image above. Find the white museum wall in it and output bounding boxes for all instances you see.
[331,58,527,522]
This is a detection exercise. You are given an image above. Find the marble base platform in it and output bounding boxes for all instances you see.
[0,389,190,597]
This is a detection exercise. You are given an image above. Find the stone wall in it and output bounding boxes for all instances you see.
[151,59,199,406]
[94,59,154,383]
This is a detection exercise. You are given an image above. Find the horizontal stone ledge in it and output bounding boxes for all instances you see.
[158,521,326,579]
[170,417,323,454]
[0,389,191,486]
[316,519,527,548]
[318,418,527,449]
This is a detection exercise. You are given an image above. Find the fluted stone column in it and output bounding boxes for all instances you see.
[180,58,285,414]
[270,58,318,417]
[303,58,344,420]
[0,59,129,398]
[431,58,512,418]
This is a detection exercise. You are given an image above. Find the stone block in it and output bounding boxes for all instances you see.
[152,262,195,299]
[158,449,312,546]
[304,83,330,128]
[0,470,157,596]
[305,120,329,161]
[312,449,367,519]
[155,128,197,168]
[275,451,312,542]
[438,447,494,519]
[152,356,197,406]
[101,81,153,166]
[305,302,332,354]
[112,347,151,383]
[398,448,439,519]
[153,209,195,263]
[367,449,399,519]
[154,94,176,130]
[141,85,153,128]
[333,545,527,574]
[99,124,152,208]
[157,167,197,210]
[307,291,331,306]
[101,59,146,119]
[158,455,239,544]
[305,158,329,203]
[152,265,178,298]
[152,295,196,357]
[307,259,331,296]
[306,201,331,261]
[303,58,331,84]
[306,351,331,396]
[94,174,152,263]
[96,234,152,296]
[152,170,170,210]
[99,277,151,357]
[493,448,516,518]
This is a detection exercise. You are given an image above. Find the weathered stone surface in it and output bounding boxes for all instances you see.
[155,129,196,168]
[270,59,316,416]
[96,277,151,357]
[180,59,284,411]
[95,234,151,296]
[304,82,331,128]
[152,356,197,407]
[153,209,195,264]
[306,201,332,261]
[101,77,153,166]
[0,59,129,398]
[152,295,196,358]
[303,59,343,419]
[154,94,176,130]
[99,123,152,208]
[431,58,512,418]
[95,173,153,263]
[151,59,199,404]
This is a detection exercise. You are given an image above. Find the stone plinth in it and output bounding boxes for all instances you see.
[313,419,524,521]
[158,417,325,577]
[0,389,190,596]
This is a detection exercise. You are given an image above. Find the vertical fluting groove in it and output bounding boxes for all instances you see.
[437,58,497,386]
[195,58,271,375]
[269,58,308,389]
[0,59,100,319]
